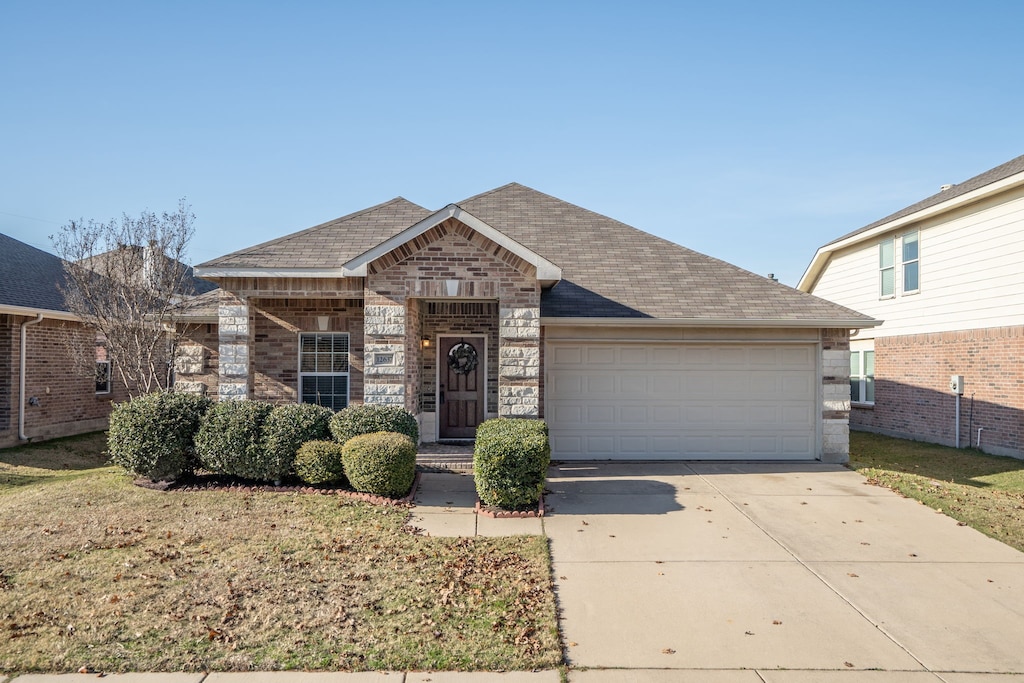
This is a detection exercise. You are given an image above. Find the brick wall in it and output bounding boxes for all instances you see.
[0,315,11,432]
[1,316,125,448]
[250,298,364,405]
[853,325,1023,457]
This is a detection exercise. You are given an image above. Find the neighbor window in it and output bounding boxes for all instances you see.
[902,230,919,293]
[95,360,112,395]
[298,333,349,410]
[879,239,895,298]
[850,349,875,404]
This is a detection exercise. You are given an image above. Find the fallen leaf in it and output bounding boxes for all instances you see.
[844,661,854,668]
[568,641,578,647]
[744,631,755,636]
[860,542,871,546]
[847,573,859,578]
[772,620,782,625]
[957,522,968,526]
[662,648,676,654]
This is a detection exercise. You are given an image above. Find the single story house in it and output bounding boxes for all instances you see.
[0,233,128,447]
[189,183,878,462]
[799,154,1024,458]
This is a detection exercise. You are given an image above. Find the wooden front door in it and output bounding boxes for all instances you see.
[438,336,485,440]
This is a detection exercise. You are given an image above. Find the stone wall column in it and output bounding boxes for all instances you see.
[821,328,851,463]
[218,292,252,401]
[363,301,406,407]
[498,306,540,417]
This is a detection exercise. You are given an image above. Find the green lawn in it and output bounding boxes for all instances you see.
[849,431,1024,552]
[0,433,560,674]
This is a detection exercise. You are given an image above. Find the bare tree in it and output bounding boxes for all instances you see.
[51,200,197,396]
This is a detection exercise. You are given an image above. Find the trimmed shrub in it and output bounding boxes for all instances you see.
[295,440,347,485]
[342,431,417,497]
[108,391,211,480]
[473,418,551,509]
[194,400,276,480]
[329,404,418,445]
[262,403,334,482]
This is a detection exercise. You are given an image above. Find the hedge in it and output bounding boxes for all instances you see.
[329,404,418,445]
[473,418,550,509]
[262,403,334,482]
[194,400,276,481]
[107,391,211,481]
[342,431,417,497]
[294,440,347,485]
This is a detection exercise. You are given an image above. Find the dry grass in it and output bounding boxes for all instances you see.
[0,434,560,674]
[850,431,1024,553]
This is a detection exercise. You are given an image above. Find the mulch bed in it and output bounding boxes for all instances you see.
[133,472,420,506]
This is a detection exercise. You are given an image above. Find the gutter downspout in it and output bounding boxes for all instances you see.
[18,314,43,441]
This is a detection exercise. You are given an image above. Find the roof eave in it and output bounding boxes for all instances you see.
[0,303,81,322]
[193,267,349,279]
[798,168,1024,292]
[541,316,882,329]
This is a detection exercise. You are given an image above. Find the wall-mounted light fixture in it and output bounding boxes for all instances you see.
[316,316,330,331]
[421,336,431,349]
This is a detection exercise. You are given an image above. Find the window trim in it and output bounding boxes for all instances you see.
[878,238,895,299]
[95,359,112,395]
[297,331,350,411]
[901,229,920,295]
[850,348,875,406]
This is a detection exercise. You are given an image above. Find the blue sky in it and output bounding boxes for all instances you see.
[2,1,1022,286]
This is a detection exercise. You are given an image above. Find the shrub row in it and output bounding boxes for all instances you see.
[108,397,420,496]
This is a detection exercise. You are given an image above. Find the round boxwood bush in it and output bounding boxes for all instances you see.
[294,440,347,485]
[194,399,276,480]
[329,404,418,445]
[473,418,551,509]
[107,391,211,480]
[262,403,334,482]
[342,431,417,497]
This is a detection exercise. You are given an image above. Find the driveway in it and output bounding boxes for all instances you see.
[545,461,1024,682]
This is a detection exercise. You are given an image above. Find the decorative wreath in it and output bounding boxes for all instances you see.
[447,341,479,375]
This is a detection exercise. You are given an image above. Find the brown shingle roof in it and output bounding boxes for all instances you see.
[458,183,872,322]
[198,185,874,324]
[197,197,431,269]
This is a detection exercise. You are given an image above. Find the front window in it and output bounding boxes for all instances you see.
[902,230,919,293]
[850,348,875,404]
[298,333,349,410]
[879,239,895,298]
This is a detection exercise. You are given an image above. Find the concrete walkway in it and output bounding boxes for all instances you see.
[9,462,1024,683]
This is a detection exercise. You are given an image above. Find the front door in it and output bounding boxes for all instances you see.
[438,335,485,440]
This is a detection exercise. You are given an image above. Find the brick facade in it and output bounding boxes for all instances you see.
[0,315,126,448]
[853,326,1023,457]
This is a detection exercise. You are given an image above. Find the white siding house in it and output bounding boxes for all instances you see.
[799,155,1024,458]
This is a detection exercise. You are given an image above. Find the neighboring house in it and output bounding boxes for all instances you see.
[799,154,1024,458]
[188,183,877,462]
[0,233,128,447]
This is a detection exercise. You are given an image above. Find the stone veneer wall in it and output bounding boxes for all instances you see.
[821,328,851,463]
[217,291,252,400]
[364,219,541,418]
[854,326,1022,458]
[174,323,219,396]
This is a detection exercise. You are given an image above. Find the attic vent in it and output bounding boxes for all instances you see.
[940,184,954,191]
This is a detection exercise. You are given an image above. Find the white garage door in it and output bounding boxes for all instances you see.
[546,342,818,460]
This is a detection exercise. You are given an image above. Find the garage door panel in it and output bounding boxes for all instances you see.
[547,342,819,460]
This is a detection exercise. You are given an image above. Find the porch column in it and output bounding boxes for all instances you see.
[821,328,851,463]
[217,292,251,400]
[363,301,406,406]
[498,306,540,417]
